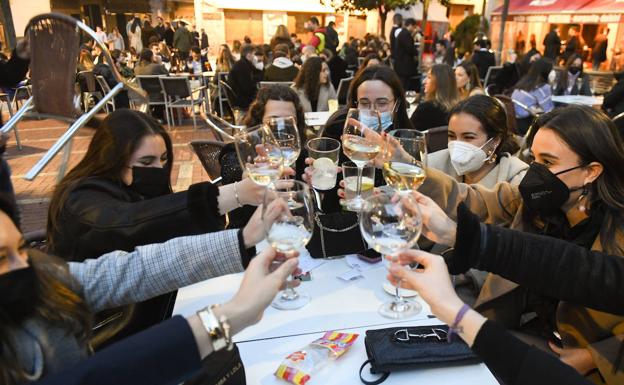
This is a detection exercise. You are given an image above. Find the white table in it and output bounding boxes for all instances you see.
[305,111,333,127]
[552,95,604,107]
[174,257,499,384]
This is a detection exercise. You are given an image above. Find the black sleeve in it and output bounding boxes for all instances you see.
[56,182,224,261]
[32,316,202,385]
[603,80,624,109]
[0,50,29,87]
[452,203,624,315]
[397,32,416,57]
[473,320,593,385]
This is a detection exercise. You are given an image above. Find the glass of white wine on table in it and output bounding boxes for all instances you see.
[266,116,301,171]
[341,108,382,212]
[382,129,427,195]
[360,192,423,319]
[263,179,315,310]
[234,124,284,186]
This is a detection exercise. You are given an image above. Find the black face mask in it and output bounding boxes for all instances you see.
[569,67,581,76]
[0,262,37,322]
[518,162,585,216]
[128,166,170,199]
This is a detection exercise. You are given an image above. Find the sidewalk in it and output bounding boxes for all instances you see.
[4,115,214,233]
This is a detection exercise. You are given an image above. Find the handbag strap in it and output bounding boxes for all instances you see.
[359,359,390,385]
[315,212,364,259]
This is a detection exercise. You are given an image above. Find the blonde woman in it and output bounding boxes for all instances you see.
[410,63,461,131]
[270,24,294,52]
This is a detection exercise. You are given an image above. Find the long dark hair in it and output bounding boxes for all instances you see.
[556,54,583,93]
[0,251,92,385]
[526,105,624,255]
[457,61,483,97]
[294,56,325,103]
[47,109,174,247]
[515,57,553,92]
[131,17,141,34]
[427,64,460,111]
[243,84,307,141]
[450,95,519,159]
[347,64,414,130]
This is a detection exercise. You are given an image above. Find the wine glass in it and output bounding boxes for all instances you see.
[405,90,417,106]
[266,116,301,169]
[382,129,427,195]
[234,124,284,186]
[360,192,423,319]
[342,108,382,211]
[263,179,315,310]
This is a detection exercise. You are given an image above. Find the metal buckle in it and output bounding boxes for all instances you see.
[394,328,448,342]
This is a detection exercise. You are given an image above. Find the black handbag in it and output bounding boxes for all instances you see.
[306,211,368,259]
[184,344,246,385]
[359,325,481,384]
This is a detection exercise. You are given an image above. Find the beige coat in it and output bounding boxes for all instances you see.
[420,166,624,384]
[293,83,337,113]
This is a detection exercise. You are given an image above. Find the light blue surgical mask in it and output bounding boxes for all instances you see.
[359,110,393,132]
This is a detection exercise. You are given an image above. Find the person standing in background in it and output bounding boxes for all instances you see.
[107,27,124,51]
[325,21,339,54]
[305,17,327,54]
[173,22,193,61]
[394,17,417,91]
[154,17,166,41]
[389,13,403,63]
[126,15,143,53]
[593,28,609,71]
[543,26,561,61]
[191,25,200,47]
[563,27,580,63]
[164,21,175,47]
[94,26,107,45]
[471,37,496,80]
[200,29,209,51]
[515,30,526,56]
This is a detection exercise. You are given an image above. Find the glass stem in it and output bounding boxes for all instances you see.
[395,278,404,303]
[281,273,299,300]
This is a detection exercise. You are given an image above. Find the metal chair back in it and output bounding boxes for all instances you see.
[159,76,192,100]
[205,113,240,142]
[337,76,353,106]
[136,75,166,103]
[189,140,226,183]
[483,66,503,87]
[220,80,240,109]
[259,81,294,88]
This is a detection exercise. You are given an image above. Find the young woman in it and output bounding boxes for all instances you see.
[362,53,382,68]
[410,63,460,131]
[428,95,526,187]
[292,56,336,113]
[46,109,266,340]
[417,105,624,384]
[511,58,555,134]
[218,85,306,228]
[455,61,484,99]
[231,40,242,61]
[216,44,236,73]
[0,201,296,385]
[554,54,592,96]
[270,24,294,52]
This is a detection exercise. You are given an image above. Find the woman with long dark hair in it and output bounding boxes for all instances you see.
[46,109,267,341]
[455,61,484,99]
[512,58,555,117]
[411,63,460,131]
[292,56,336,112]
[417,105,624,383]
[554,54,592,96]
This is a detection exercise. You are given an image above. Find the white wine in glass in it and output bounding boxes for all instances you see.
[342,108,382,211]
[263,179,315,310]
[234,124,284,186]
[266,116,301,168]
[382,129,427,195]
[360,192,423,319]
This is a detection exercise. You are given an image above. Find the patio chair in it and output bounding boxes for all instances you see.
[483,66,503,87]
[216,71,228,117]
[259,81,294,89]
[136,75,167,118]
[1,12,147,178]
[12,85,31,111]
[205,113,240,142]
[336,76,353,106]
[219,80,244,124]
[0,92,13,120]
[77,70,102,112]
[159,76,205,129]
[95,75,116,113]
[189,140,225,184]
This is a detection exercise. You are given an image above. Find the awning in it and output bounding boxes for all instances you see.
[492,0,593,15]
[203,0,335,13]
[577,0,624,14]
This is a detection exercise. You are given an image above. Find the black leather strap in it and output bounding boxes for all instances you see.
[359,359,390,385]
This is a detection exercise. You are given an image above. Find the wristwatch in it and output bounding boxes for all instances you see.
[197,304,233,352]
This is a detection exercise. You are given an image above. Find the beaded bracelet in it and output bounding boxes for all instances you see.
[447,303,471,342]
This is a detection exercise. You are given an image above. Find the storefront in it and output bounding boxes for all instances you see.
[490,0,621,67]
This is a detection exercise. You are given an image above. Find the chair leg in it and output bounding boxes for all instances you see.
[192,107,197,129]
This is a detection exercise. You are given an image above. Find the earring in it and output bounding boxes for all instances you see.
[577,185,589,213]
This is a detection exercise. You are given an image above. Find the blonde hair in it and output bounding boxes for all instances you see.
[426,64,460,111]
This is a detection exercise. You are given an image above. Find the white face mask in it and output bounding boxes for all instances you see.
[447,139,494,175]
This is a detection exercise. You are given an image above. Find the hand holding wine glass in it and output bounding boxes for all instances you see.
[262,179,315,310]
[360,192,423,319]
[234,125,284,186]
[382,130,427,196]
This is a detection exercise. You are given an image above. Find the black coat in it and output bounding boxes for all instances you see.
[603,74,624,117]
[201,32,209,49]
[389,25,400,58]
[543,31,561,60]
[593,35,608,63]
[471,49,496,79]
[410,101,449,131]
[328,55,348,90]
[394,28,417,77]
[164,28,175,47]
[325,26,339,53]
[227,58,260,109]
[0,49,29,87]
[451,204,619,385]
[563,36,580,60]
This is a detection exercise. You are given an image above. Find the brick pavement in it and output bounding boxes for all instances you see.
[4,114,216,233]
